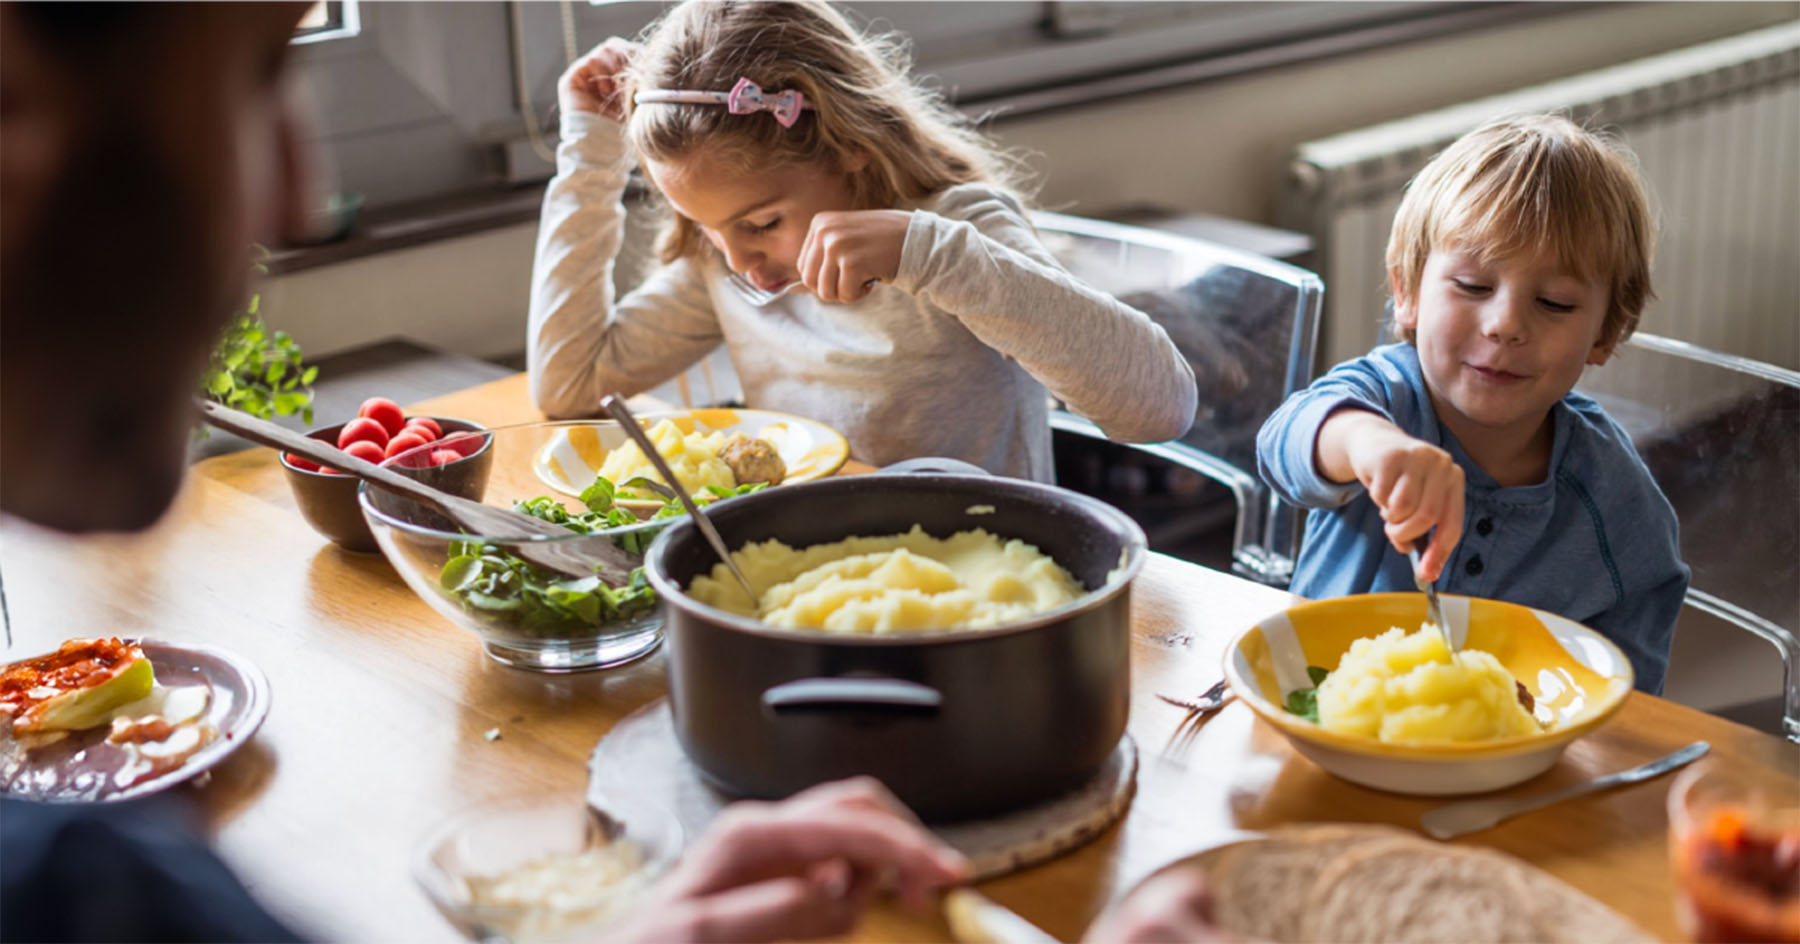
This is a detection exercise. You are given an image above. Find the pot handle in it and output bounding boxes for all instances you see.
[877,457,991,477]
[761,677,943,716]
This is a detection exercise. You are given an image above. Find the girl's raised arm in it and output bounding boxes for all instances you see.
[893,186,1198,444]
[528,110,723,418]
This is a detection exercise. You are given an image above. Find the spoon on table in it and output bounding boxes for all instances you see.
[1408,539,1452,652]
[198,399,639,583]
[600,395,758,603]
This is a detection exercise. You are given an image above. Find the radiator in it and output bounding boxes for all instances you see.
[1280,22,1800,381]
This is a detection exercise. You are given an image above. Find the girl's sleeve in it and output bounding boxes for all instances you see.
[1255,354,1406,509]
[890,187,1197,443]
[528,111,723,418]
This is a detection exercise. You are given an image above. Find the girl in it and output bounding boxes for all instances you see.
[528,0,1197,481]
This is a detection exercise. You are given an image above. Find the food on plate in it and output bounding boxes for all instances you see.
[717,431,786,486]
[596,420,787,501]
[1307,625,1542,743]
[600,419,735,500]
[463,839,654,942]
[688,525,1082,633]
[1,638,154,736]
[1183,823,1651,944]
[1,639,221,797]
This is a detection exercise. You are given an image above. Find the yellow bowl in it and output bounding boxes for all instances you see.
[1223,593,1635,795]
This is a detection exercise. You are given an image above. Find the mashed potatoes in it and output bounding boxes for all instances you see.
[688,526,1082,634]
[1316,626,1542,743]
[600,420,736,499]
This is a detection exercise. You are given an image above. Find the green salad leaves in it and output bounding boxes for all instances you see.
[436,474,768,638]
[1283,666,1332,723]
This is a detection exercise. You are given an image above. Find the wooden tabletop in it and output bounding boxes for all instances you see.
[3,373,1794,942]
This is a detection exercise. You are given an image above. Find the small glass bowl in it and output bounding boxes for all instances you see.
[414,795,684,944]
[358,421,677,672]
[1667,760,1800,943]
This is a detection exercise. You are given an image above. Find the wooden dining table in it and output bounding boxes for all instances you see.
[3,372,1794,943]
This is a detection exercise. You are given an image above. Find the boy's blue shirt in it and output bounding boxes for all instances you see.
[1256,343,1689,694]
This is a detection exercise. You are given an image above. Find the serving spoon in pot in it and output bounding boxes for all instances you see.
[601,395,758,603]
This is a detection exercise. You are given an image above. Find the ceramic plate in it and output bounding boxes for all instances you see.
[532,409,850,499]
[0,640,272,803]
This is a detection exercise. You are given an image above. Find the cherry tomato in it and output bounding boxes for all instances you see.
[404,416,442,439]
[342,440,385,465]
[337,417,389,451]
[285,453,321,473]
[428,448,463,467]
[358,397,406,436]
[384,432,430,459]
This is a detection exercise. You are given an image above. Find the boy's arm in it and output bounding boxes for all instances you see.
[890,188,1198,444]
[1257,359,1463,580]
[528,112,722,418]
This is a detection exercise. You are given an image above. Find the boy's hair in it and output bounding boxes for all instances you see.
[1385,114,1656,349]
[624,0,1031,264]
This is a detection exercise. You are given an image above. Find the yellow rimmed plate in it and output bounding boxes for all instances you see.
[1223,593,1634,795]
[531,408,850,505]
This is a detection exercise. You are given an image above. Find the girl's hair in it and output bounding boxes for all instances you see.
[624,0,1031,264]
[1385,113,1656,349]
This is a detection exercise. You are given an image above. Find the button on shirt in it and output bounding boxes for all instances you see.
[1256,344,1690,693]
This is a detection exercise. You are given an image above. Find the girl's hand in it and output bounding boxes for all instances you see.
[797,210,911,304]
[1318,408,1464,581]
[558,37,639,121]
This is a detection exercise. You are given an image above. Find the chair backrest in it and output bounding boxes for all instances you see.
[1575,332,1800,741]
[1030,211,1325,584]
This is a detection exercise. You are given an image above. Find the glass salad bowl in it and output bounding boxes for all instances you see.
[357,419,764,672]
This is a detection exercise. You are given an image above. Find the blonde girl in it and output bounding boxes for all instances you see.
[528,0,1196,480]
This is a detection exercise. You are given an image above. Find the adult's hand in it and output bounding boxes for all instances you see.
[1082,865,1245,944]
[608,777,969,943]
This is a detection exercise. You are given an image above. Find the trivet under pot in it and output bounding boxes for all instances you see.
[588,698,1136,881]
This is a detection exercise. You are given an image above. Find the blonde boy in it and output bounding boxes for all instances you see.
[1257,115,1688,693]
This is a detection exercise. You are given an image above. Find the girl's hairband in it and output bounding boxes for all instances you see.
[634,77,809,128]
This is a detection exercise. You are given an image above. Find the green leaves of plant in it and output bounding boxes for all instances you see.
[198,259,317,433]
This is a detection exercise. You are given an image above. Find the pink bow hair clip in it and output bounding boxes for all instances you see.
[635,76,809,128]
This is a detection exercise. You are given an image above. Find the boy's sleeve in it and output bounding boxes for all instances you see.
[1584,563,1687,695]
[528,111,723,418]
[1255,356,1402,509]
[889,186,1198,444]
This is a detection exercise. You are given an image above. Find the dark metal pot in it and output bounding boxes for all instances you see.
[643,471,1146,821]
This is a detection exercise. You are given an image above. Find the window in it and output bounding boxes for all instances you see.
[289,1,1578,210]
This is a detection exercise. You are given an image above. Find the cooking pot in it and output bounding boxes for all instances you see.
[643,470,1146,821]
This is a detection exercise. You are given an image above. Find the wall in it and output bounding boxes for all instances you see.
[264,2,1798,361]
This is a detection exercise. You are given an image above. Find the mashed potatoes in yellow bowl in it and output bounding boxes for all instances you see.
[687,526,1083,634]
[1223,593,1634,795]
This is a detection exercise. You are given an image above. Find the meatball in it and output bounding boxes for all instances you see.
[719,432,786,486]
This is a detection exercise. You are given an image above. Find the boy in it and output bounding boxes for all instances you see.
[1257,114,1688,693]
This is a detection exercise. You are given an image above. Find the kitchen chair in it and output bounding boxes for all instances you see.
[1575,332,1800,742]
[1030,211,1324,586]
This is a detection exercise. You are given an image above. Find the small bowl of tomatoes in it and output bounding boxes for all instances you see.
[279,397,493,553]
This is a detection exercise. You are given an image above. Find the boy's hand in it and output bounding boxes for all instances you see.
[797,210,910,303]
[1317,408,1464,582]
[559,37,639,121]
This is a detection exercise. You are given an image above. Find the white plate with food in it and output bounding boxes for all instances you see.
[0,637,271,803]
[531,409,849,509]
